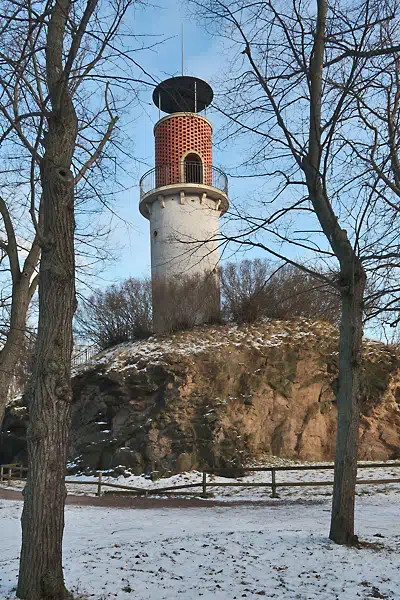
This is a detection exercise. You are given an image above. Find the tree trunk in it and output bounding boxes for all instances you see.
[329,262,366,545]
[16,0,78,593]
[16,0,78,591]
[0,278,34,425]
[16,160,76,598]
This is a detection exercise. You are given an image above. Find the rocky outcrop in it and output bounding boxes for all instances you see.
[3,319,400,475]
[1,395,27,465]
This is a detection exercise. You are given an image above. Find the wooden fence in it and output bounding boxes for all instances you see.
[2,461,400,499]
[0,463,27,485]
[68,461,400,498]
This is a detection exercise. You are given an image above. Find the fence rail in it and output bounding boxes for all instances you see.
[67,462,400,498]
[0,463,27,485]
[72,345,98,366]
[3,462,400,498]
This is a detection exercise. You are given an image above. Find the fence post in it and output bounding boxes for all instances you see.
[97,471,103,497]
[202,472,207,498]
[19,465,23,479]
[8,467,12,487]
[0,465,3,483]
[271,468,278,498]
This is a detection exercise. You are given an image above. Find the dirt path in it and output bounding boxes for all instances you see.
[0,485,324,509]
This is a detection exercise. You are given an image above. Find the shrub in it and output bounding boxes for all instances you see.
[220,259,269,323]
[75,278,152,349]
[152,271,221,333]
[221,259,339,324]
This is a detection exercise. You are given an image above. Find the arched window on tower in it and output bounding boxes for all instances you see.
[184,153,203,184]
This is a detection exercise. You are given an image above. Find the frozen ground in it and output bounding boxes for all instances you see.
[1,487,400,600]
[70,317,396,382]
[72,319,328,377]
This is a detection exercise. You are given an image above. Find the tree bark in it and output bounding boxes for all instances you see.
[329,261,366,544]
[16,157,76,599]
[304,0,367,545]
[17,2,78,587]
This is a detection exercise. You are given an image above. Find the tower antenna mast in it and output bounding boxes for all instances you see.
[181,23,184,76]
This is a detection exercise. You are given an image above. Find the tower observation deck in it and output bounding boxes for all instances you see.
[139,75,229,333]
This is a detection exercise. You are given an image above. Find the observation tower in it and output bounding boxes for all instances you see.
[139,76,229,332]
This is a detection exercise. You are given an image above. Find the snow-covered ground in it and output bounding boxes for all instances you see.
[1,490,399,600]
[2,462,399,598]
[71,317,396,380]
[71,319,339,377]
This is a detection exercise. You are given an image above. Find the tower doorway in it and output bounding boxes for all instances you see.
[184,153,203,184]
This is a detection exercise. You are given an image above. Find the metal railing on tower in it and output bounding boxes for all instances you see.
[139,163,228,200]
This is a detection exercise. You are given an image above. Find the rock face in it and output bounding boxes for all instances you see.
[1,395,27,465]
[2,319,400,474]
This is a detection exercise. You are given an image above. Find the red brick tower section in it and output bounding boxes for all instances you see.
[154,113,212,188]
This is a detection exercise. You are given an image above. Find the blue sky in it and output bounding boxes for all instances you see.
[97,0,262,287]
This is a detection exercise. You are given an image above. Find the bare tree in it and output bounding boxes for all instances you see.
[0,0,150,424]
[345,22,400,332]
[152,271,221,333]
[0,0,156,596]
[221,259,270,323]
[220,259,340,323]
[0,186,119,418]
[0,197,39,420]
[190,0,400,544]
[75,277,153,349]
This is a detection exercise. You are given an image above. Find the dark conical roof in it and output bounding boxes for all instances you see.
[152,76,213,114]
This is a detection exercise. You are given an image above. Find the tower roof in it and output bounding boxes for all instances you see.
[152,76,213,114]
